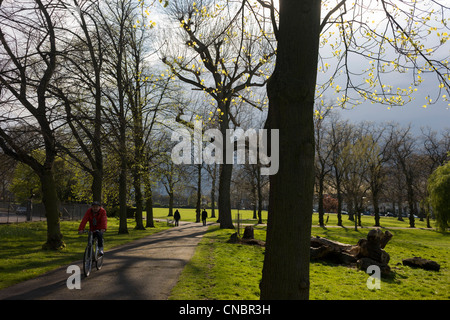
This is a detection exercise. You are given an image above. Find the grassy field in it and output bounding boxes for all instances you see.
[0,218,171,290]
[169,209,450,300]
[1,208,448,299]
[154,207,434,230]
[152,207,268,224]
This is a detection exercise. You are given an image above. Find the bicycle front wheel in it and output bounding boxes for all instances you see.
[83,246,92,277]
[95,239,103,270]
[96,253,103,270]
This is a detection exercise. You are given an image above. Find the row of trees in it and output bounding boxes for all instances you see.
[314,108,450,229]
[0,0,179,248]
[0,0,274,247]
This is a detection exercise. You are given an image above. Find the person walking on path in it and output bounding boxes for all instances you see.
[174,209,181,226]
[201,208,208,226]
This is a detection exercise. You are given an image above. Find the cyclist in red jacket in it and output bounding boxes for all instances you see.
[78,201,107,255]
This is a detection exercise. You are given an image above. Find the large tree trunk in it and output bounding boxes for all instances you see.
[406,179,416,228]
[210,164,217,218]
[372,189,380,227]
[118,161,128,234]
[144,175,155,228]
[260,0,321,300]
[218,163,234,229]
[168,191,174,217]
[336,184,343,226]
[257,167,263,224]
[318,177,325,227]
[40,168,64,250]
[91,168,103,203]
[218,99,234,229]
[134,170,145,230]
[91,66,103,203]
[196,164,201,223]
[133,109,145,230]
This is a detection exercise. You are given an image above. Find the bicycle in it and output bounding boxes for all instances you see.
[81,230,104,277]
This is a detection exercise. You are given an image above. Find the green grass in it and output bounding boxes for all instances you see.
[309,227,450,299]
[155,207,436,230]
[312,212,434,229]
[0,218,171,290]
[152,207,268,224]
[170,223,450,300]
[2,208,448,299]
[169,226,266,300]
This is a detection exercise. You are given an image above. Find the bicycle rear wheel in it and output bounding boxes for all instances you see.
[83,245,92,277]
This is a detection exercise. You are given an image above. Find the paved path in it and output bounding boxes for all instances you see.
[0,221,211,300]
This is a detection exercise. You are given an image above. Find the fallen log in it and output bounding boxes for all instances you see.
[227,227,394,275]
[310,229,393,276]
[310,236,358,265]
[403,257,440,271]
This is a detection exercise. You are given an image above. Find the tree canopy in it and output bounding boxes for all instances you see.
[428,157,450,232]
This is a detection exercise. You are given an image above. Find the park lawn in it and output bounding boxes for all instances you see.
[312,212,434,229]
[169,226,267,300]
[0,218,171,290]
[154,207,434,230]
[170,225,450,300]
[1,208,447,299]
[152,207,268,224]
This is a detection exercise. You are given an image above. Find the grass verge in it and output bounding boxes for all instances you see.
[2,208,448,299]
[170,224,450,300]
[0,218,171,290]
[169,226,266,300]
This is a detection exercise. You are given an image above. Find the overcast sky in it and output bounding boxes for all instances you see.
[149,1,449,136]
[336,99,449,135]
[318,61,450,135]
[315,0,450,135]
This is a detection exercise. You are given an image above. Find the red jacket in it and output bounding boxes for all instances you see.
[78,207,107,231]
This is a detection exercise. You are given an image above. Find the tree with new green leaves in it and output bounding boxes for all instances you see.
[10,152,79,204]
[10,162,41,204]
[159,0,275,229]
[259,0,449,300]
[427,158,450,232]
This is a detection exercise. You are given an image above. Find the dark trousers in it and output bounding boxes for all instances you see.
[93,230,104,247]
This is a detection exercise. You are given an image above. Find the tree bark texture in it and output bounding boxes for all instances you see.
[40,168,64,250]
[218,163,234,229]
[260,0,321,300]
[218,99,234,229]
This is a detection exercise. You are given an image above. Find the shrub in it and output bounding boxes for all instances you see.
[427,160,450,232]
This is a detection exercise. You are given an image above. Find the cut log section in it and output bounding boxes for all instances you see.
[310,229,393,276]
[402,257,440,271]
[227,226,394,276]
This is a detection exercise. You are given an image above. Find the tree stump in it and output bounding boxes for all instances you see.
[243,226,254,239]
[357,258,391,276]
[227,232,239,244]
[227,227,265,246]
